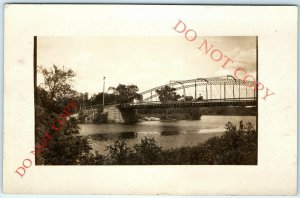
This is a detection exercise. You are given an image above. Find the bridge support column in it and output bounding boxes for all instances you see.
[103,106,137,123]
[189,108,202,120]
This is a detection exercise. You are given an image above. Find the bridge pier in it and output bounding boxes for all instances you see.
[103,106,137,123]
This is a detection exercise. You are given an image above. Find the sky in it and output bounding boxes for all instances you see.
[37,36,257,97]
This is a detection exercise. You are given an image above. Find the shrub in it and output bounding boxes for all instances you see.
[35,105,93,165]
[106,140,133,165]
[133,137,163,165]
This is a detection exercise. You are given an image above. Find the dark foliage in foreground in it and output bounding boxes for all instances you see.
[88,121,257,165]
[35,65,94,165]
[35,104,94,165]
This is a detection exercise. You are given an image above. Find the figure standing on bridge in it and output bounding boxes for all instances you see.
[196,94,204,101]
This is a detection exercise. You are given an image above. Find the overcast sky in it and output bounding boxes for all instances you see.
[37,36,256,96]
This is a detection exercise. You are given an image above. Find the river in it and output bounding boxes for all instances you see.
[78,116,256,155]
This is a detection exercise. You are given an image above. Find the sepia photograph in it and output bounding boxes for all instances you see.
[3,4,297,195]
[34,36,258,165]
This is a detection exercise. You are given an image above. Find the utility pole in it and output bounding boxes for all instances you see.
[103,76,106,107]
[34,36,37,106]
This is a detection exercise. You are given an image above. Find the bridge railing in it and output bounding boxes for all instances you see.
[82,97,257,110]
[118,97,257,107]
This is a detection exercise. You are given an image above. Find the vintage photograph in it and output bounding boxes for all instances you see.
[4,4,297,195]
[34,36,258,165]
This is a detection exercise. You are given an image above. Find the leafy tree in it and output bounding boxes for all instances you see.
[35,65,93,165]
[37,65,90,112]
[76,92,89,105]
[38,65,76,101]
[155,86,181,103]
[109,84,142,104]
[89,92,118,106]
[36,86,53,111]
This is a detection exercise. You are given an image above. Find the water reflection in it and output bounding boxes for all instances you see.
[90,131,137,141]
[158,124,181,136]
[161,131,180,136]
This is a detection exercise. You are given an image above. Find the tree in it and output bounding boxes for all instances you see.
[36,86,53,111]
[35,65,93,165]
[109,84,142,104]
[155,86,181,103]
[38,65,76,101]
[89,92,118,105]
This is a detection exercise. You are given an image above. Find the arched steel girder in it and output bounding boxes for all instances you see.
[142,82,213,101]
[169,78,209,98]
[140,76,255,101]
[140,75,255,101]
[139,76,253,96]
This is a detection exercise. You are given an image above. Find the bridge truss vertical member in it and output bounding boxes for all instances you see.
[210,84,212,100]
[220,84,221,99]
[196,78,209,100]
[233,83,235,99]
[239,81,241,101]
[205,84,208,100]
[180,82,186,97]
[226,75,236,100]
[224,82,226,100]
[194,81,197,101]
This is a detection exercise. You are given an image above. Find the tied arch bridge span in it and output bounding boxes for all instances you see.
[81,75,257,123]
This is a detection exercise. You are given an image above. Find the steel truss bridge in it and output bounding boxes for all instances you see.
[83,75,257,110]
[119,75,257,109]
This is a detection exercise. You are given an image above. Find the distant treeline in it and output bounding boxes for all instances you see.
[137,106,257,120]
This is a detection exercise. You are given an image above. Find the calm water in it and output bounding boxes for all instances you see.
[79,116,256,155]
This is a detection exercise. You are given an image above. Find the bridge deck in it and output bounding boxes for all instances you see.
[118,98,257,109]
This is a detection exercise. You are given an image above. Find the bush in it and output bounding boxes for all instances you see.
[106,140,132,165]
[35,105,93,165]
[132,137,163,165]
